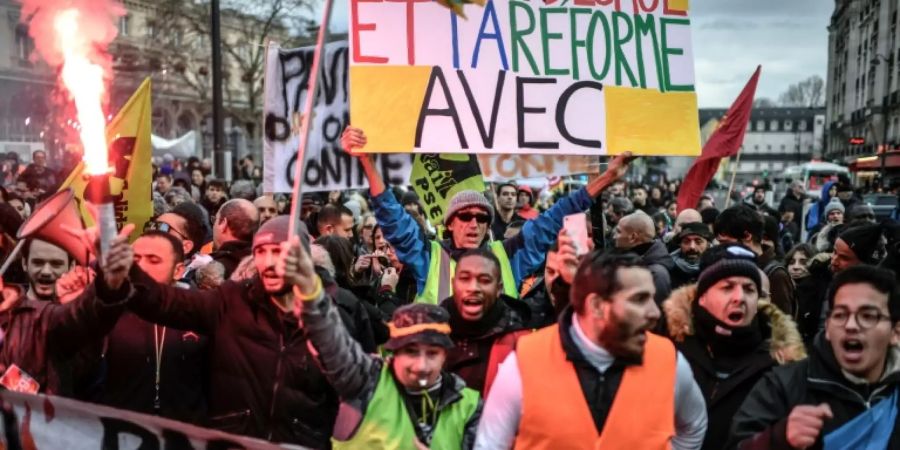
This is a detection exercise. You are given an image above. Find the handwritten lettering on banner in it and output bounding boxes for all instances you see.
[0,391,307,449]
[349,0,701,156]
[262,41,412,193]
[476,154,599,181]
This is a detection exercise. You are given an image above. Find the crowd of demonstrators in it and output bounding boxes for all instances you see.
[3,138,900,449]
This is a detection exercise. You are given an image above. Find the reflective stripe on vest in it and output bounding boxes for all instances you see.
[332,365,480,450]
[416,240,518,304]
[514,324,676,450]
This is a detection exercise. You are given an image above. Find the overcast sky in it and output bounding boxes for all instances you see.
[325,0,834,108]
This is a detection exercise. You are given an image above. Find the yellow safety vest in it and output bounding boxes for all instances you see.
[416,241,518,304]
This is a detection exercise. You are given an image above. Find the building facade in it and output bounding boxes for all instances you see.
[825,0,900,184]
[697,107,826,186]
[0,0,298,171]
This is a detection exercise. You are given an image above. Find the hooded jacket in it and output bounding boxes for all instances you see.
[729,333,900,450]
[441,295,531,394]
[663,285,807,450]
[806,181,837,232]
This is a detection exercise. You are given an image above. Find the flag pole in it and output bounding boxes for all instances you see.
[724,151,743,209]
[288,0,334,239]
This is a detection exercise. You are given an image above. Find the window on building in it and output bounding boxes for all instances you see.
[147,20,157,38]
[119,15,130,36]
[770,120,779,131]
[798,120,808,131]
[780,144,786,151]
[757,120,765,131]
[753,144,760,152]
[14,26,33,61]
[767,144,772,151]
[785,120,793,131]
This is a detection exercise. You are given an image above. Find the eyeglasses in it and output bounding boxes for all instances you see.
[828,307,891,329]
[455,212,490,224]
[147,220,187,241]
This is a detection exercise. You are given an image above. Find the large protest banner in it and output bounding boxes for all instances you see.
[262,41,413,193]
[0,391,307,449]
[59,78,153,242]
[349,0,701,156]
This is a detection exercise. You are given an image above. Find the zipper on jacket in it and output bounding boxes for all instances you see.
[808,377,891,408]
[267,335,286,440]
[209,409,251,421]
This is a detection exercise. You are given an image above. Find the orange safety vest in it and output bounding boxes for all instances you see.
[514,324,676,450]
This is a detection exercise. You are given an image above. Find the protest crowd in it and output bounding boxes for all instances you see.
[0,124,898,450]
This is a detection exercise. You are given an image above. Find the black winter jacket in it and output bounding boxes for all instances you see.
[441,295,530,393]
[663,286,807,450]
[129,268,354,448]
[729,332,900,450]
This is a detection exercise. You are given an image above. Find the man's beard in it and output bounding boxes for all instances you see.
[597,310,644,365]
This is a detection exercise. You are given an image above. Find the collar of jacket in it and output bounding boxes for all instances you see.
[441,294,527,340]
[662,284,807,365]
[555,306,636,369]
[212,239,251,257]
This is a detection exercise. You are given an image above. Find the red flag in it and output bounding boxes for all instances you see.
[677,66,761,212]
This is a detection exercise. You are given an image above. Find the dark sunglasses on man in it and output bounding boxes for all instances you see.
[455,212,490,224]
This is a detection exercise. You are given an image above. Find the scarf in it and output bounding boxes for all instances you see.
[692,300,765,359]
[672,251,700,275]
[447,296,507,339]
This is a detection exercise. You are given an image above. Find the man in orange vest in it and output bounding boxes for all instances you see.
[475,253,708,450]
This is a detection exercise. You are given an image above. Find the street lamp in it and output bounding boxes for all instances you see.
[872,53,894,190]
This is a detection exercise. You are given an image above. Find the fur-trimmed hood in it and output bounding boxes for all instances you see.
[663,284,807,364]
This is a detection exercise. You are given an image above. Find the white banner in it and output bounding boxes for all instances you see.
[262,41,413,193]
[0,391,306,449]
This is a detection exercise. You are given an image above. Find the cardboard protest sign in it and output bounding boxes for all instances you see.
[0,391,306,449]
[262,41,413,193]
[476,154,598,182]
[59,78,153,242]
[349,0,701,156]
[411,153,485,227]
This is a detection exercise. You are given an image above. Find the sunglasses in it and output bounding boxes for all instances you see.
[147,220,188,241]
[456,212,490,224]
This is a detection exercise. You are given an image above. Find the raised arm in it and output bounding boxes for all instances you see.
[127,266,227,335]
[286,236,380,400]
[506,153,633,281]
[343,126,431,293]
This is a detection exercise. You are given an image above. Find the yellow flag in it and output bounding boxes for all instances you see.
[59,78,153,242]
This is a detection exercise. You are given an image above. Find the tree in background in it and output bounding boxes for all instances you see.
[778,75,825,108]
[146,0,314,140]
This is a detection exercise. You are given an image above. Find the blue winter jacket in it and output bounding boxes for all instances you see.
[371,188,593,295]
[806,180,837,232]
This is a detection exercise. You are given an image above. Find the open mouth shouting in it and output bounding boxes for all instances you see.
[839,337,866,364]
[459,296,484,320]
[723,308,747,326]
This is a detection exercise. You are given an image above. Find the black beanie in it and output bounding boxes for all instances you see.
[838,224,882,264]
[696,244,762,298]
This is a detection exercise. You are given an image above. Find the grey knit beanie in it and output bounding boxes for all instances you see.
[444,190,493,226]
[824,198,845,216]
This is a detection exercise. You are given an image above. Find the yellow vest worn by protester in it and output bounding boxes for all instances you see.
[416,240,518,304]
[332,365,480,450]
[514,324,677,450]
